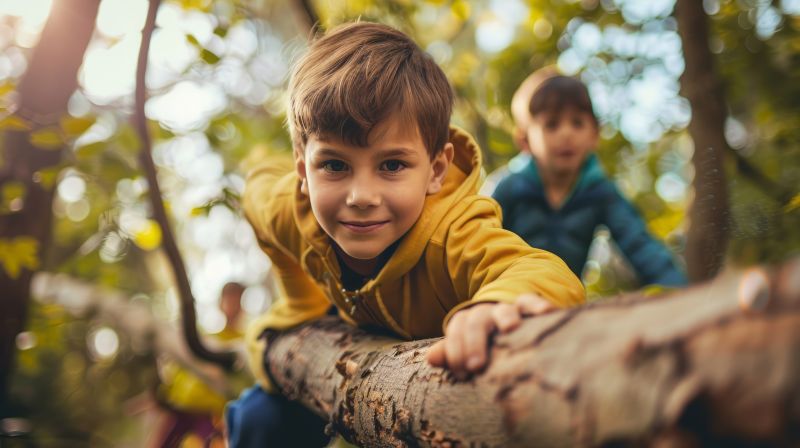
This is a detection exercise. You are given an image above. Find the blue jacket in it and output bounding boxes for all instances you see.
[492,154,687,287]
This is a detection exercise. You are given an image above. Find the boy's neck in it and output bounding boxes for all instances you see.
[333,238,402,278]
[540,169,579,209]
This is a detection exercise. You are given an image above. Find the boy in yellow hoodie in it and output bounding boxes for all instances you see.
[226,22,585,447]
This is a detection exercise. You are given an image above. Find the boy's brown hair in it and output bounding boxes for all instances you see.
[529,76,597,126]
[288,22,453,158]
[511,67,598,130]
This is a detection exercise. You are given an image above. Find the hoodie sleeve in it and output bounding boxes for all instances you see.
[602,185,688,287]
[441,197,585,329]
[242,162,331,392]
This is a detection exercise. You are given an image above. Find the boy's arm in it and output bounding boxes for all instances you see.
[242,163,331,392]
[428,197,584,375]
[441,197,585,323]
[243,245,331,393]
[602,186,688,287]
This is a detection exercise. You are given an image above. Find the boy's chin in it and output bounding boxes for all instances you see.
[338,244,385,261]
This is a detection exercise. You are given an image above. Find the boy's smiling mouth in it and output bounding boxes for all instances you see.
[340,220,390,233]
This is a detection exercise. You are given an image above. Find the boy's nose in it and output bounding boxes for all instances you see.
[346,179,381,209]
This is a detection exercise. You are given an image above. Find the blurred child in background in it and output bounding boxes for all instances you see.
[490,67,687,288]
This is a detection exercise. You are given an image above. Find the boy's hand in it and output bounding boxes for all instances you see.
[426,294,555,377]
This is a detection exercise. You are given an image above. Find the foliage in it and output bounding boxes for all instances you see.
[10,302,158,447]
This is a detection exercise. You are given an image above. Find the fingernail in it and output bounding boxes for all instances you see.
[467,356,483,371]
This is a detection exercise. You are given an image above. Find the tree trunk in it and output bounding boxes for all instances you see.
[0,0,100,413]
[675,0,731,283]
[265,259,800,447]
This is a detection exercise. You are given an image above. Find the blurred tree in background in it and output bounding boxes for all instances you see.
[0,0,798,445]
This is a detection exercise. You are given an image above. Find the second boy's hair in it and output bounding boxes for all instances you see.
[529,76,598,126]
[288,22,453,158]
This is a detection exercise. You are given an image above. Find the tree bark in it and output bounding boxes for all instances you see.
[675,0,731,283]
[265,259,800,447]
[0,0,100,413]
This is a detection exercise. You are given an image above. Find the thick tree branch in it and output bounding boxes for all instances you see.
[134,0,234,369]
[266,259,800,447]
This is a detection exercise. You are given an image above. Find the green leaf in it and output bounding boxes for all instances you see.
[213,25,228,38]
[186,34,201,48]
[29,128,63,149]
[0,236,40,279]
[200,48,221,65]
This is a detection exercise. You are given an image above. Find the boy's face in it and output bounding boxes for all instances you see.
[521,107,598,177]
[296,115,453,261]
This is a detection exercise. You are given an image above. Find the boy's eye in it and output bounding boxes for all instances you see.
[380,160,406,172]
[572,117,586,128]
[322,160,348,172]
[544,119,559,130]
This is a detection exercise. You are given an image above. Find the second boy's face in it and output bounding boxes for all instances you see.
[524,108,599,177]
[297,115,452,263]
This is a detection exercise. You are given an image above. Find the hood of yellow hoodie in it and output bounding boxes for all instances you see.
[291,125,483,288]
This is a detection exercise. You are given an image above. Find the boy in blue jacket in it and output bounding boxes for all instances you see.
[491,68,687,287]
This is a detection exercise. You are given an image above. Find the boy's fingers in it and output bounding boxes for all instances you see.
[492,303,522,332]
[426,340,446,367]
[444,313,466,373]
[517,294,556,316]
[463,308,496,372]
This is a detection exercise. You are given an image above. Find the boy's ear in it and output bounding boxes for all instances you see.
[513,127,531,154]
[294,146,309,196]
[427,142,454,195]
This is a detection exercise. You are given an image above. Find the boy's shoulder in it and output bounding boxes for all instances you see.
[243,165,306,254]
[428,194,504,247]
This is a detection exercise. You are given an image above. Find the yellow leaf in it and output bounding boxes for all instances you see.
[2,181,25,202]
[451,0,471,21]
[0,81,15,97]
[75,141,106,160]
[180,0,211,10]
[33,167,61,190]
[133,220,162,250]
[60,115,96,137]
[0,236,40,279]
[1,181,26,212]
[785,193,800,213]
[29,128,63,149]
[0,115,31,131]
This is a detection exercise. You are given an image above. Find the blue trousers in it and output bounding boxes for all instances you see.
[225,386,329,447]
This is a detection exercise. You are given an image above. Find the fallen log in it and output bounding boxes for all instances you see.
[265,259,800,447]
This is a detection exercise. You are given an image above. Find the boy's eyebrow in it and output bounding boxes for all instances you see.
[374,147,418,159]
[311,146,419,159]
[311,147,346,158]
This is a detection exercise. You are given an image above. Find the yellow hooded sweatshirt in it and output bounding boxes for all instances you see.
[242,126,585,391]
